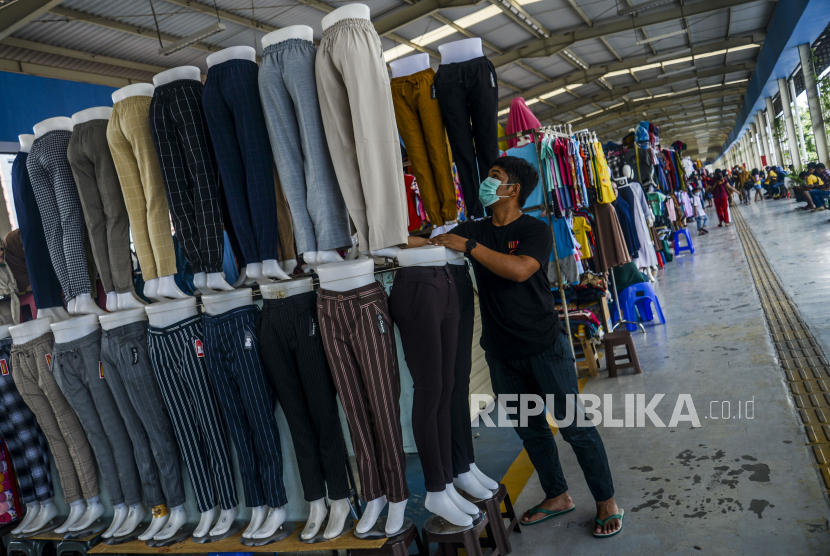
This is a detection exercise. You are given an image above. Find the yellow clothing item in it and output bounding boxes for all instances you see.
[593,142,617,203]
[573,217,592,259]
[807,174,824,186]
[498,124,509,152]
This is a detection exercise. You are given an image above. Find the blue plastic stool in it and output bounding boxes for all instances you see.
[618,283,666,332]
[673,229,694,255]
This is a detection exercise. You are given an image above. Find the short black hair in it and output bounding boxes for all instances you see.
[807,162,817,169]
[490,156,539,207]
[799,171,808,179]
[818,163,826,170]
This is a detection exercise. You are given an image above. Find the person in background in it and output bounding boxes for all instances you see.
[709,170,738,227]
[3,229,30,296]
[752,169,764,202]
[691,186,709,235]
[809,164,830,212]
[792,163,824,210]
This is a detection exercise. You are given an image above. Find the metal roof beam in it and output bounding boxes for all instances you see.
[1,37,168,74]
[0,57,136,87]
[162,0,277,33]
[0,0,64,41]
[372,0,483,37]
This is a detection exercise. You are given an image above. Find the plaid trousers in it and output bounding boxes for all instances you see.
[203,59,278,266]
[149,80,224,274]
[0,339,52,504]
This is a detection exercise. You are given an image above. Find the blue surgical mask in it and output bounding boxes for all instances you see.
[479,177,516,207]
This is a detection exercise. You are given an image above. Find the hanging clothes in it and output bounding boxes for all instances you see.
[591,202,631,273]
[505,98,541,149]
[612,197,640,259]
[619,183,658,268]
[592,142,616,204]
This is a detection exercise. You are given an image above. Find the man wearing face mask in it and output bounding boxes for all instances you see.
[413,156,622,539]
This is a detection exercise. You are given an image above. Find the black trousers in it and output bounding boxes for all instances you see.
[434,56,500,220]
[448,263,476,476]
[149,79,224,274]
[389,265,460,492]
[256,293,351,502]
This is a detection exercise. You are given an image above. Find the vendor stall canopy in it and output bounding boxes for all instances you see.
[0,0,775,159]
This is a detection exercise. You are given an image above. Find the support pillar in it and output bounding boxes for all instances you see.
[750,122,763,170]
[790,78,808,163]
[779,78,802,169]
[756,112,771,168]
[799,43,829,166]
[766,97,783,167]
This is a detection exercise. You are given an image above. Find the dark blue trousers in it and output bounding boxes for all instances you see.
[203,59,278,266]
[11,152,64,309]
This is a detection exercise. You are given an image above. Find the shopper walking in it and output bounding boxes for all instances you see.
[709,170,738,227]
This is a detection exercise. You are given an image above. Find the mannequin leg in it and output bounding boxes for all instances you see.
[424,491,472,527]
[65,298,76,314]
[23,499,56,533]
[156,275,188,298]
[205,272,234,291]
[208,507,238,536]
[355,496,386,534]
[13,502,40,535]
[102,503,128,538]
[71,293,106,316]
[245,263,270,285]
[37,306,71,322]
[115,503,146,537]
[54,500,86,534]
[323,498,351,539]
[69,496,104,531]
[151,505,187,541]
[280,259,297,275]
[252,506,286,539]
[386,499,409,535]
[143,278,161,301]
[105,292,118,312]
[470,463,499,490]
[262,259,291,280]
[243,506,268,539]
[446,483,479,514]
[192,507,217,538]
[117,292,145,310]
[301,498,327,540]
[453,471,492,500]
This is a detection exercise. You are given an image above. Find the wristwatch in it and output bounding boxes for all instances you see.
[465,238,477,255]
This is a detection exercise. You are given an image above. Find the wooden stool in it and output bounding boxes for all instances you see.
[352,522,424,556]
[602,331,642,377]
[469,484,520,555]
[422,513,489,556]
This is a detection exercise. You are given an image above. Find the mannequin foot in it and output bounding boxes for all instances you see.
[102,504,128,538]
[429,225,446,238]
[356,496,386,534]
[252,506,286,539]
[446,484,480,514]
[470,463,499,490]
[157,275,189,298]
[424,491,472,526]
[262,259,292,281]
[37,307,71,322]
[143,278,161,301]
[54,500,85,534]
[208,507,237,536]
[444,220,458,232]
[305,250,344,266]
[206,272,234,292]
[153,505,187,540]
[453,471,493,500]
[70,294,107,316]
[281,259,298,276]
[117,292,146,310]
[370,247,402,259]
[114,503,146,537]
[13,501,39,534]
[323,498,352,539]
[69,497,104,531]
[65,298,76,315]
[301,498,327,540]
[345,236,360,260]
[105,292,118,312]
[231,268,249,289]
[193,507,217,538]
[244,263,271,286]
[385,499,408,536]
[243,506,268,539]
[138,514,167,541]
[24,499,57,533]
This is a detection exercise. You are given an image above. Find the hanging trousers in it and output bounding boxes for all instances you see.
[316,18,409,252]
[147,315,238,512]
[257,293,351,502]
[100,322,185,509]
[10,333,99,504]
[391,69,458,226]
[0,339,52,504]
[52,330,141,506]
[259,39,352,255]
[11,152,64,309]
[68,120,134,295]
[272,167,297,263]
[107,96,178,281]
[317,282,408,502]
[149,80,224,274]
[202,306,286,509]
[26,131,91,301]
[448,263,476,476]
[203,60,279,266]
[434,56,500,220]
[389,266,459,492]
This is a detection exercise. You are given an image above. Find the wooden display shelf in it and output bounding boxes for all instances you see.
[88,524,387,554]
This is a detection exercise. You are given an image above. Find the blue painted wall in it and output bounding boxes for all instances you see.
[0,71,117,144]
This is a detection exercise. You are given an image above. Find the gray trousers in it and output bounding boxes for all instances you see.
[53,330,141,506]
[101,322,185,509]
[259,39,352,255]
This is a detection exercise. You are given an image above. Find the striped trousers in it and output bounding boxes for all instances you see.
[316,282,409,503]
[147,316,237,512]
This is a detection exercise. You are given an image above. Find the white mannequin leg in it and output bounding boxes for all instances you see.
[252,506,286,538]
[146,505,187,541]
[355,496,386,534]
[117,292,146,310]
[192,507,217,538]
[38,307,71,322]
[323,498,351,539]
[208,507,237,536]
[71,294,107,316]
[114,503,146,537]
[445,484,479,514]
[206,272,234,292]
[429,225,446,238]
[102,504,128,538]
[370,247,402,259]
[281,259,298,275]
[245,263,270,285]
[13,501,40,535]
[105,292,118,312]
[143,278,162,301]
[453,471,493,500]
[156,275,189,298]
[303,250,343,267]
[385,499,408,535]
[424,491,472,526]
[54,500,86,534]
[262,259,292,280]
[24,499,58,533]
[470,463,499,490]
[243,506,268,539]
[301,498,327,540]
[66,298,76,314]
[69,496,104,531]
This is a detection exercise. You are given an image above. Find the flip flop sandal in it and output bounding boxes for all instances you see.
[521,504,575,526]
[593,509,625,538]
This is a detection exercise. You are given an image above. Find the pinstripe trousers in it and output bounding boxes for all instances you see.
[0,339,52,504]
[147,316,237,512]
[316,282,409,503]
[101,322,185,509]
[257,293,351,502]
[52,330,142,506]
[10,333,99,504]
[149,80,224,274]
[203,306,287,509]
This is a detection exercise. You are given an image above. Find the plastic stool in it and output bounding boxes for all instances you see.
[17,293,37,321]
[352,522,424,555]
[468,484,520,555]
[602,331,642,377]
[423,513,489,556]
[673,229,694,255]
[618,282,666,332]
[7,539,51,556]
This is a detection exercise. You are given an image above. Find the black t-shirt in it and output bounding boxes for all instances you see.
[451,215,561,360]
